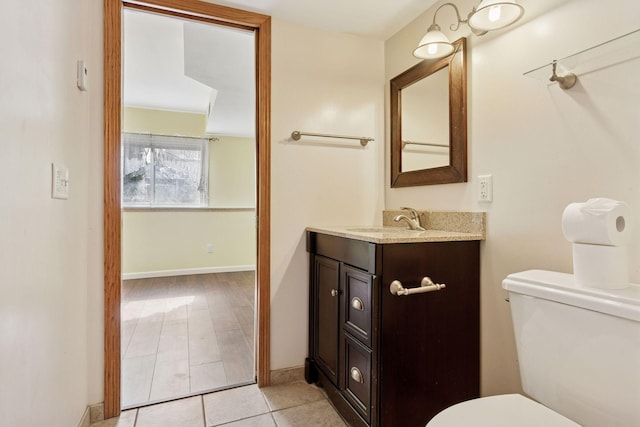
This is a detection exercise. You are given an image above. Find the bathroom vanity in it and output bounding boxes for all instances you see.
[305,213,484,427]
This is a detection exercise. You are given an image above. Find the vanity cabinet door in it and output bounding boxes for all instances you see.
[313,255,341,386]
[378,241,480,426]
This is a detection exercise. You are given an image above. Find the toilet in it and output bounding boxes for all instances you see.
[427,269,640,427]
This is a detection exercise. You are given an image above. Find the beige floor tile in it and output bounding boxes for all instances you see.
[121,319,137,356]
[157,319,189,360]
[189,333,222,366]
[140,300,168,320]
[136,396,204,427]
[203,385,269,426]
[149,358,190,401]
[190,361,228,393]
[261,381,325,411]
[156,334,189,361]
[90,409,137,427]
[210,309,241,332]
[217,329,253,384]
[121,355,155,407]
[188,293,210,311]
[125,319,163,358]
[189,309,216,334]
[218,413,276,427]
[163,299,188,321]
[271,400,347,427]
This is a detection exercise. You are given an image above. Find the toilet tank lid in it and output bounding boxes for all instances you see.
[503,270,640,322]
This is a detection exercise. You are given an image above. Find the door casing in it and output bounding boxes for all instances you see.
[103,0,271,418]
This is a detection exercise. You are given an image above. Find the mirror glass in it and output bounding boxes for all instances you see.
[391,37,467,187]
[401,66,449,171]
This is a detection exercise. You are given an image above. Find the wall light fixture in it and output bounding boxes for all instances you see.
[413,1,524,59]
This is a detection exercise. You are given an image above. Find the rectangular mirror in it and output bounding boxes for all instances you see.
[391,37,467,187]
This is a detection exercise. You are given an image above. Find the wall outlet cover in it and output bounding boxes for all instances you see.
[478,174,493,203]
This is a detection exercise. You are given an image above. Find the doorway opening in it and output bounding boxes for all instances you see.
[104,0,271,418]
[120,8,257,408]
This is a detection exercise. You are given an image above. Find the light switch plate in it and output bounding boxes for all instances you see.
[52,163,69,199]
[77,60,88,91]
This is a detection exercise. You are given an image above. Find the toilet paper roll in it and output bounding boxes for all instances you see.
[572,243,629,289]
[562,198,631,246]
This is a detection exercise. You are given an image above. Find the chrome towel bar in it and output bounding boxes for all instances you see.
[389,277,446,296]
[291,130,374,147]
[402,140,449,149]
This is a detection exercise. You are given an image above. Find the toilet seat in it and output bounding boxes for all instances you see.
[426,394,581,427]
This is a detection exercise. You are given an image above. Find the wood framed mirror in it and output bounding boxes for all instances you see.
[391,37,467,187]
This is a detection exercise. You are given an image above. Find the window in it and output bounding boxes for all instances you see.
[122,133,209,207]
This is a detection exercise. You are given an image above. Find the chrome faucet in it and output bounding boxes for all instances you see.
[393,207,426,231]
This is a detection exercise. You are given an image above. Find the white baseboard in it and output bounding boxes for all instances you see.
[123,265,256,280]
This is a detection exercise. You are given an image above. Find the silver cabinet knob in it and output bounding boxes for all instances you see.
[330,289,339,297]
[351,297,364,311]
[350,367,363,383]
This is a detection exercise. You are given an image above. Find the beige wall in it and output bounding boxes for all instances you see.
[385,0,640,396]
[209,135,256,208]
[0,0,103,424]
[270,18,385,370]
[122,107,256,274]
[124,106,207,136]
[123,209,255,274]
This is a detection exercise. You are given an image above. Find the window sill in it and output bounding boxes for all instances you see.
[123,206,256,212]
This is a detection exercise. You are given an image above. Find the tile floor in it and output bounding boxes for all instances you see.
[121,272,255,408]
[90,382,348,427]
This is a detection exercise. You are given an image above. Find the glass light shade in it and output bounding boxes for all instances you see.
[468,0,524,32]
[413,25,454,59]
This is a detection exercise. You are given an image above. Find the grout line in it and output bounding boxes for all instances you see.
[146,308,164,403]
[200,394,206,427]
[187,296,193,394]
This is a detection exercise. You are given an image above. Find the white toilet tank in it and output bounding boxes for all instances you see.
[503,270,640,427]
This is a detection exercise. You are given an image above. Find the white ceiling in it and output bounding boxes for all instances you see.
[123,9,256,136]
[206,0,439,40]
[123,1,439,137]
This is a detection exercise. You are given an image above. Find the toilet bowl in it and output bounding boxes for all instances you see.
[426,270,640,427]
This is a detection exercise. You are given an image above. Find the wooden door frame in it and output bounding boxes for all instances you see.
[104,0,271,418]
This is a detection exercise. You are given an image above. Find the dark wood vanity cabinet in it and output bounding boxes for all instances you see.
[305,231,480,427]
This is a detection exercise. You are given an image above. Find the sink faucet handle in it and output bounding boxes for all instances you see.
[400,207,419,221]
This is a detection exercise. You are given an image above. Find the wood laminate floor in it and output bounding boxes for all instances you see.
[121,272,255,409]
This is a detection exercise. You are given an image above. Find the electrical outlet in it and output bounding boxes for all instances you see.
[206,243,214,253]
[478,174,493,202]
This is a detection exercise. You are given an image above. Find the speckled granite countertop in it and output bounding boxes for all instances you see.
[307,211,486,244]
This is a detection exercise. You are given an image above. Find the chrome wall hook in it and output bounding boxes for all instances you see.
[549,60,577,90]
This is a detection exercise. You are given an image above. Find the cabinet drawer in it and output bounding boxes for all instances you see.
[342,266,373,347]
[307,232,376,273]
[342,333,372,423]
